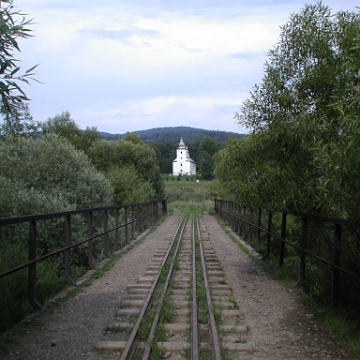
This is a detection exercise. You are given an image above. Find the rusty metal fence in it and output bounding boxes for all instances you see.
[0,200,163,310]
[215,199,360,309]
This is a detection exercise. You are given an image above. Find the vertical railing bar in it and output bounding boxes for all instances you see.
[257,209,262,250]
[331,223,341,308]
[103,210,110,258]
[28,220,42,309]
[279,212,287,267]
[131,205,135,240]
[87,212,96,269]
[299,216,308,286]
[249,207,254,245]
[114,208,120,250]
[124,206,129,245]
[264,210,272,260]
[64,215,75,285]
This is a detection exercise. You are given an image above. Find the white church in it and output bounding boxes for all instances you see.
[172,137,196,176]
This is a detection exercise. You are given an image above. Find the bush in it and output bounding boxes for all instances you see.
[0,134,114,334]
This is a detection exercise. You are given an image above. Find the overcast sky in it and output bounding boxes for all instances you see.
[11,0,360,135]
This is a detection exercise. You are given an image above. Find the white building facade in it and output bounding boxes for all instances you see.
[172,137,196,176]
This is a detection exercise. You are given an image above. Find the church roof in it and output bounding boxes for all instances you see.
[179,136,186,148]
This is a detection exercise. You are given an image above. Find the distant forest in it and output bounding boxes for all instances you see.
[98,126,246,176]
[98,126,245,145]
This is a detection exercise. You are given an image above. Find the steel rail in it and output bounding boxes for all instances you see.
[142,217,187,359]
[197,219,222,360]
[120,216,186,360]
[191,218,200,360]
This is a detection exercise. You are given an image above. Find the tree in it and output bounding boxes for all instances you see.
[89,135,165,203]
[151,142,174,174]
[0,102,37,135]
[41,112,98,153]
[199,150,214,180]
[113,137,164,198]
[0,1,38,126]
[200,137,218,156]
[228,2,360,217]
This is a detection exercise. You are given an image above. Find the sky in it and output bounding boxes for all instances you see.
[10,0,360,135]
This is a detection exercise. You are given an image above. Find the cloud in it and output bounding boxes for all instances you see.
[77,28,160,42]
[13,0,360,136]
[71,94,249,134]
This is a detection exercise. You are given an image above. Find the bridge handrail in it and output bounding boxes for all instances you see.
[0,199,164,309]
[214,199,360,308]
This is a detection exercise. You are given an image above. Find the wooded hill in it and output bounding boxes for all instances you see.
[98,126,245,145]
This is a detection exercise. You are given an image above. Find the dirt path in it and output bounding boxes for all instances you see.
[1,212,354,359]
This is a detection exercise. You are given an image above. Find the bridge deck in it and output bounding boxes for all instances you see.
[1,213,352,359]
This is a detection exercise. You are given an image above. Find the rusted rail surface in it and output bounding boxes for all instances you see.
[97,214,253,359]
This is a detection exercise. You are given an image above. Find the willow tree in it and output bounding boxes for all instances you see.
[0,1,38,133]
[219,2,360,217]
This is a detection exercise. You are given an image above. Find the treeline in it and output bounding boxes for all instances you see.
[98,126,244,145]
[152,136,221,179]
[213,3,360,316]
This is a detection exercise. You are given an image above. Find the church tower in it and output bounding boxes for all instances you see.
[172,137,196,176]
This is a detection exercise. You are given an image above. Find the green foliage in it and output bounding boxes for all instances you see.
[0,1,38,119]
[164,179,213,213]
[41,111,98,154]
[0,134,115,334]
[98,126,244,144]
[152,136,219,180]
[218,2,360,218]
[88,135,165,203]
[0,134,113,216]
[214,2,360,331]
[0,133,114,276]
[0,102,38,136]
[152,141,174,174]
[107,165,155,204]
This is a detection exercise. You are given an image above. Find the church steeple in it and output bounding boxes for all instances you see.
[179,136,185,148]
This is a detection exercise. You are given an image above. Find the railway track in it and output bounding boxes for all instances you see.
[96,214,253,359]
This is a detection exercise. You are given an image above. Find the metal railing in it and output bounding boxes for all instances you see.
[214,199,360,308]
[0,200,163,309]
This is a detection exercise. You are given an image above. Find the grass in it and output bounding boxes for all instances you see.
[164,178,215,214]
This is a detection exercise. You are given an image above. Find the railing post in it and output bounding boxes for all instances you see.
[257,209,262,250]
[299,216,308,285]
[64,215,75,285]
[141,203,145,232]
[28,220,42,309]
[137,204,141,233]
[279,212,287,267]
[114,208,120,250]
[231,202,235,230]
[87,212,96,269]
[147,203,150,229]
[331,224,341,308]
[151,201,155,224]
[249,207,254,245]
[124,206,129,244]
[131,205,135,240]
[103,210,110,258]
[264,210,272,260]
